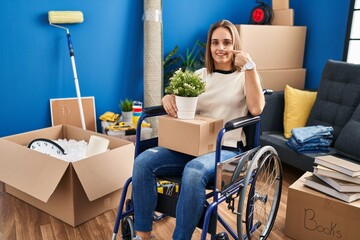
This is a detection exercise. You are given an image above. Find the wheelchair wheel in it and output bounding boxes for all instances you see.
[121,216,135,240]
[236,146,282,240]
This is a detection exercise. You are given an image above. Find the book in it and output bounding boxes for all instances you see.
[314,165,360,185]
[304,174,360,203]
[314,172,360,192]
[314,155,360,177]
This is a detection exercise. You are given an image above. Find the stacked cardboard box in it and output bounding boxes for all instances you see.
[236,6,307,91]
[271,0,294,26]
[272,0,289,11]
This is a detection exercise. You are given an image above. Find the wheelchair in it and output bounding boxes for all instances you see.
[112,92,282,240]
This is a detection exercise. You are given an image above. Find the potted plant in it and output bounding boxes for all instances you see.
[165,68,206,119]
[119,98,133,123]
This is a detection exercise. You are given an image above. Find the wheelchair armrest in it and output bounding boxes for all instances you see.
[263,89,273,95]
[142,105,167,117]
[135,105,166,156]
[224,115,260,131]
[141,90,271,118]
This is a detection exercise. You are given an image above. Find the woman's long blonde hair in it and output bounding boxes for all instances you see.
[205,19,242,73]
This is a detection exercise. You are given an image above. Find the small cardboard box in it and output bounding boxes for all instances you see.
[271,9,294,26]
[258,68,306,91]
[158,115,223,156]
[285,172,360,240]
[272,0,289,10]
[0,125,135,226]
[235,25,307,70]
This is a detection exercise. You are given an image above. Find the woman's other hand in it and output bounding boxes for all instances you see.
[162,94,178,117]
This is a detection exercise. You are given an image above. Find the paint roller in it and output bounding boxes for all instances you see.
[48,11,86,130]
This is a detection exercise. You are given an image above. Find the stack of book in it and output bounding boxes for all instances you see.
[304,155,360,203]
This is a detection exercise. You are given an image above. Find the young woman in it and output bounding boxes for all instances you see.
[132,19,265,240]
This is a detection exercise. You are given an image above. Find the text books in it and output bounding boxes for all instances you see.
[314,165,360,185]
[304,174,360,203]
[314,155,360,177]
[308,155,360,202]
[314,172,360,192]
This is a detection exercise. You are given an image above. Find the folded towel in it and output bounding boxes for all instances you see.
[291,125,333,144]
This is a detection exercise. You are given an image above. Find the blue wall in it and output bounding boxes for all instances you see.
[291,0,350,89]
[0,0,350,137]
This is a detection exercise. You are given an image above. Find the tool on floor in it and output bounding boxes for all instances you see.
[48,11,86,130]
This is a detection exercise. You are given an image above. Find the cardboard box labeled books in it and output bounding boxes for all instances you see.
[0,125,135,226]
[158,115,223,156]
[235,25,306,70]
[285,172,360,240]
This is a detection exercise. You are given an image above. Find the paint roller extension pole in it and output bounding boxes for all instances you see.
[48,11,86,130]
[67,32,86,130]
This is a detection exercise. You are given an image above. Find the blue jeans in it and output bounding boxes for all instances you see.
[132,146,240,240]
[291,125,333,144]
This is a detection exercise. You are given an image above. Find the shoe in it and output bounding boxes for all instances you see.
[132,236,156,240]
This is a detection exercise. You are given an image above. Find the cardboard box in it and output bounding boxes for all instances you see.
[158,115,223,156]
[235,25,307,70]
[0,125,135,226]
[271,9,294,26]
[258,68,306,91]
[285,172,360,240]
[50,97,97,132]
[272,0,289,10]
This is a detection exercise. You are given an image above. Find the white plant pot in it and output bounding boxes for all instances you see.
[175,96,198,120]
[122,111,133,123]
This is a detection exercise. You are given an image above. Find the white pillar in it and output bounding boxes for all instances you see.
[143,0,163,108]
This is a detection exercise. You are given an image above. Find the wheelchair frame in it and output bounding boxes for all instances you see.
[112,103,282,240]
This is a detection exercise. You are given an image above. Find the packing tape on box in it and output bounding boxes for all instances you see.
[143,9,162,22]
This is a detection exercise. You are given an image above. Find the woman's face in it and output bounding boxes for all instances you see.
[210,27,234,71]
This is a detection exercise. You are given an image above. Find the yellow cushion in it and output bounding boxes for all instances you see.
[284,85,317,138]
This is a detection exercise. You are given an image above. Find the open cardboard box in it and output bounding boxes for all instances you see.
[0,125,135,226]
[285,172,360,240]
[158,115,223,156]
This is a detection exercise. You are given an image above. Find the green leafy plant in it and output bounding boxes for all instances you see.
[165,69,206,97]
[164,40,205,90]
[180,40,206,71]
[119,98,133,112]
